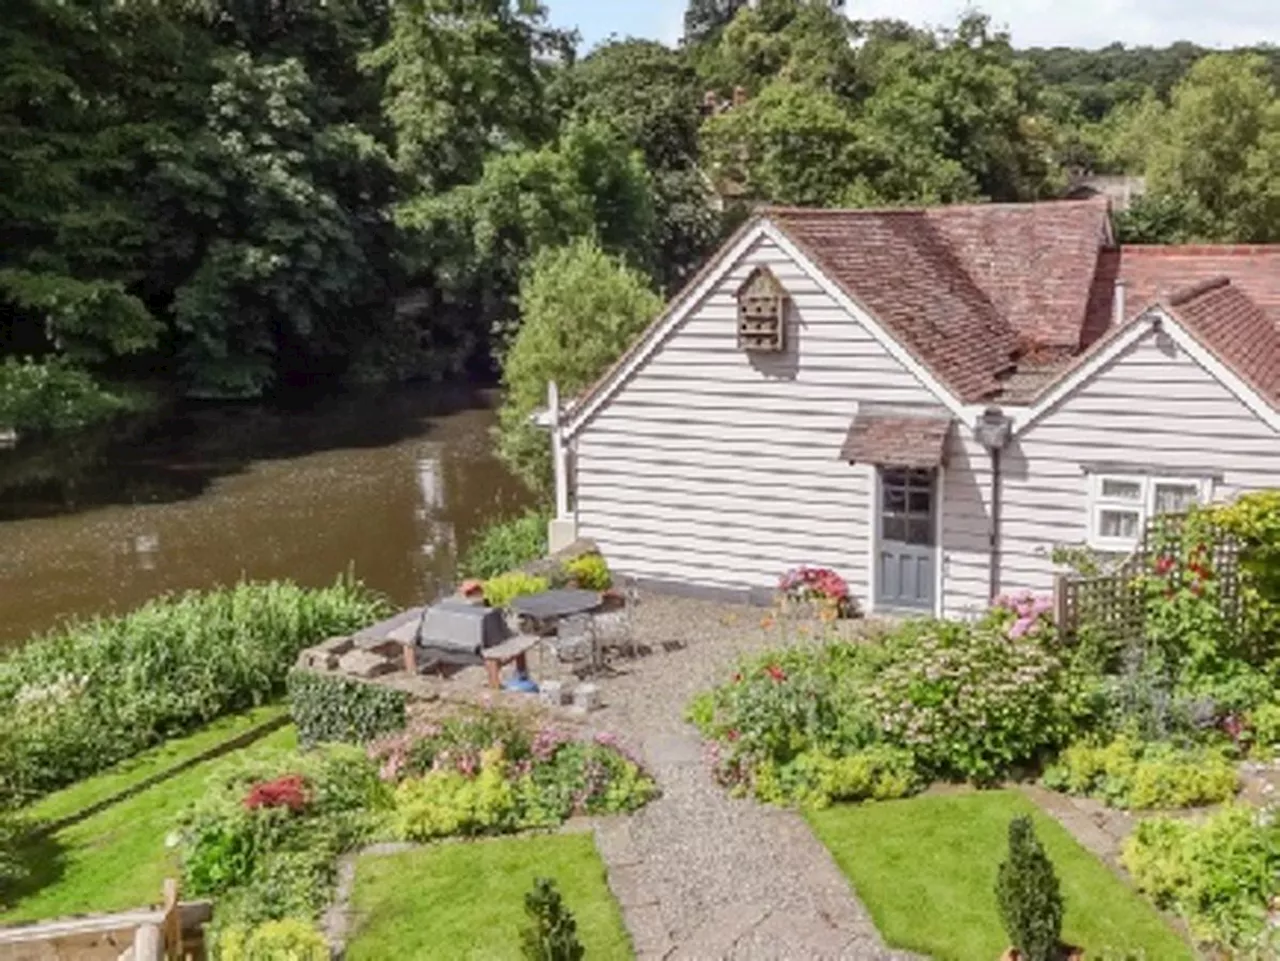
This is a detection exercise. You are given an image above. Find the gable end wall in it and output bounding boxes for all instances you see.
[572,236,995,612]
[999,325,1280,596]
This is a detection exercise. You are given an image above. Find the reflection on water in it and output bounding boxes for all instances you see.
[0,385,530,648]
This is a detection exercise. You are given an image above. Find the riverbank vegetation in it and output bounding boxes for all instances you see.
[3,0,1276,432]
[0,579,387,806]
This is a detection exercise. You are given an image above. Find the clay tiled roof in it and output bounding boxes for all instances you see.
[840,413,952,468]
[1164,278,1280,403]
[769,199,1112,403]
[565,199,1280,432]
[1119,246,1280,325]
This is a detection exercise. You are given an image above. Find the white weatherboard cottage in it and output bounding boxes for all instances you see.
[542,199,1280,617]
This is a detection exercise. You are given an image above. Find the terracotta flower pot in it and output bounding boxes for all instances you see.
[998,946,1084,961]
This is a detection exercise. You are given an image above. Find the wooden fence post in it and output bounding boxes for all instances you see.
[1053,573,1068,634]
[162,878,181,961]
[133,924,163,961]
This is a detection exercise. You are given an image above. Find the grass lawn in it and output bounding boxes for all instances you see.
[345,833,633,961]
[22,703,288,827]
[807,789,1193,961]
[2,725,298,923]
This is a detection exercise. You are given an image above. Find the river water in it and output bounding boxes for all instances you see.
[0,386,531,649]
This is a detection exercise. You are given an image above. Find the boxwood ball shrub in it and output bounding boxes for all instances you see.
[0,578,388,806]
[287,669,408,748]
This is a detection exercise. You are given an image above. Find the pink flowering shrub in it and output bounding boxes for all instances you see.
[778,567,858,618]
[990,591,1056,640]
[689,601,1083,800]
[867,618,1078,783]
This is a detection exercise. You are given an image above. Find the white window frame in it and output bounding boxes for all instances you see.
[1086,473,1213,552]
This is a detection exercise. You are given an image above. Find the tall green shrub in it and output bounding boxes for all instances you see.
[0,356,141,432]
[996,816,1063,961]
[519,877,584,961]
[0,579,388,805]
[496,238,662,493]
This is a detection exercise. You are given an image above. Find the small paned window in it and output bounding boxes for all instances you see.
[736,267,786,352]
[1087,473,1211,551]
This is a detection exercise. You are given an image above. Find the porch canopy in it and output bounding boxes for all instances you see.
[840,412,952,468]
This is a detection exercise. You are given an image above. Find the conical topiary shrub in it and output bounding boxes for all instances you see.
[520,877,585,961]
[996,815,1064,961]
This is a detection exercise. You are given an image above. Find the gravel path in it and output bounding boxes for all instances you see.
[582,594,919,961]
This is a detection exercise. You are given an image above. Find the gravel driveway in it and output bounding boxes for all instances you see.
[582,594,920,961]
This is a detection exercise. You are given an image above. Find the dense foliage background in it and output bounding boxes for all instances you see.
[2,0,1276,436]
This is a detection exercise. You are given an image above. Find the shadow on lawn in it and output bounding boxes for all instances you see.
[4,829,69,914]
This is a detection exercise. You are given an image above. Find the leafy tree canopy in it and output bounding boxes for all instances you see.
[496,238,662,492]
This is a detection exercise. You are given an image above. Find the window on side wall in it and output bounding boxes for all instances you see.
[1087,473,1210,551]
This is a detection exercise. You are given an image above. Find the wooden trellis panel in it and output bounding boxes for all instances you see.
[1055,511,1242,644]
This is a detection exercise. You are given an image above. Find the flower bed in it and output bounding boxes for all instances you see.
[173,708,656,951]
[1042,735,1239,809]
[688,600,1082,805]
[368,710,656,838]
[1122,805,1280,955]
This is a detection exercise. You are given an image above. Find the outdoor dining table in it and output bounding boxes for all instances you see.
[508,588,603,626]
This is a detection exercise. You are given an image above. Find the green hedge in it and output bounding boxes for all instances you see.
[0,579,389,807]
[288,669,407,748]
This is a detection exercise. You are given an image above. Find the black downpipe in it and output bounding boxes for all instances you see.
[989,447,1003,601]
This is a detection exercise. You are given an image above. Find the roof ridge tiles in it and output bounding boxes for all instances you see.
[1168,276,1232,307]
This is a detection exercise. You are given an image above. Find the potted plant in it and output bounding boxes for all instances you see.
[996,816,1082,960]
[776,567,856,620]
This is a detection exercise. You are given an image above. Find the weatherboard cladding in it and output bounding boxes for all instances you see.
[566,199,1280,611]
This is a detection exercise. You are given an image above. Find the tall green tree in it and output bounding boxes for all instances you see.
[555,39,721,291]
[367,0,572,192]
[1143,53,1280,242]
[854,14,1059,203]
[701,80,863,206]
[697,0,857,98]
[402,121,657,366]
[683,0,753,48]
[158,53,396,397]
[497,238,662,492]
[0,0,162,364]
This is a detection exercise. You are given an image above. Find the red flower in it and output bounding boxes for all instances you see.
[765,664,787,683]
[1154,556,1176,575]
[244,774,310,813]
[726,729,740,741]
